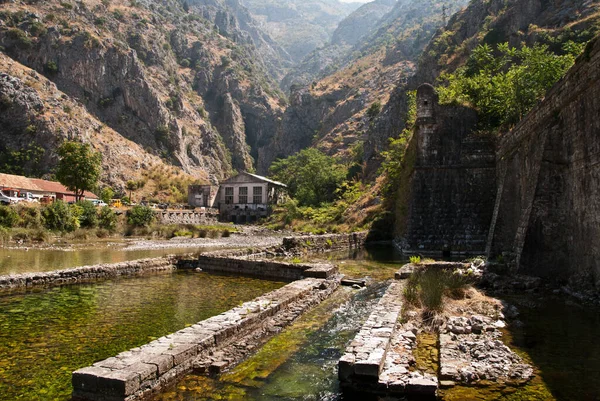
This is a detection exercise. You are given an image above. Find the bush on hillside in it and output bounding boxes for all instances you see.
[98,206,118,231]
[76,200,98,228]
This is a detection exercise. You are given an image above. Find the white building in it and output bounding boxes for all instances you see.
[188,172,287,223]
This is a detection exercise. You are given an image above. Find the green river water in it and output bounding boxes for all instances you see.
[0,271,285,400]
[1,245,599,401]
[0,246,199,275]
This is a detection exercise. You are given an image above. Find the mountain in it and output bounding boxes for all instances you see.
[0,0,287,189]
[259,0,469,173]
[239,0,361,62]
[364,0,600,176]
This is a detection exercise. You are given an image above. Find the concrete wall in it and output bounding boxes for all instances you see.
[488,37,600,291]
[399,84,497,255]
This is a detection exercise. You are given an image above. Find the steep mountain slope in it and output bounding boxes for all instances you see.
[331,0,397,47]
[0,0,286,182]
[0,53,198,196]
[239,0,360,62]
[259,0,468,173]
[364,0,600,176]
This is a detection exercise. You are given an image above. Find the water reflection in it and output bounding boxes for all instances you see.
[0,246,197,275]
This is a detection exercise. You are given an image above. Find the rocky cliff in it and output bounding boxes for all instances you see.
[0,53,192,195]
[0,0,286,185]
[365,0,600,176]
[260,0,467,173]
[240,0,360,63]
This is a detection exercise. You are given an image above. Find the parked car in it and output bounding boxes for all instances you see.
[110,199,123,208]
[90,199,108,207]
[0,190,22,205]
[18,192,39,202]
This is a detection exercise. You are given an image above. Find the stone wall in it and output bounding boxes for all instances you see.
[178,253,338,280]
[488,37,600,291]
[399,84,497,255]
[282,232,368,253]
[155,209,218,225]
[72,277,340,401]
[0,257,182,292]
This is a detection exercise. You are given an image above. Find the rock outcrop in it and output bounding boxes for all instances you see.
[0,0,286,182]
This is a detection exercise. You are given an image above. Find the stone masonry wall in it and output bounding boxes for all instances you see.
[179,253,337,280]
[155,210,218,225]
[488,37,600,291]
[0,257,181,292]
[282,232,368,253]
[399,84,497,255]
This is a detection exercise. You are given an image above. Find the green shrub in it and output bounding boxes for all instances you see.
[0,206,20,228]
[0,227,10,244]
[98,206,118,231]
[127,205,155,227]
[7,28,32,49]
[15,205,42,229]
[42,201,78,232]
[76,200,98,228]
[221,229,231,237]
[409,255,421,264]
[366,101,381,119]
[418,269,446,312]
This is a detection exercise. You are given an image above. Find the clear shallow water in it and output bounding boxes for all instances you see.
[158,283,390,401]
[159,247,600,401]
[0,272,285,400]
[0,246,198,275]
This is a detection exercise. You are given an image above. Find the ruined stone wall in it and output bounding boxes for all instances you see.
[0,257,181,292]
[282,232,368,253]
[399,84,497,255]
[488,38,600,291]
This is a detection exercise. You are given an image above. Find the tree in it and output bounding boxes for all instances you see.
[269,148,347,206]
[125,180,137,203]
[100,187,114,204]
[55,141,102,201]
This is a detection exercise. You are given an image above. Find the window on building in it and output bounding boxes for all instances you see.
[253,186,263,204]
[225,187,234,204]
[239,187,248,204]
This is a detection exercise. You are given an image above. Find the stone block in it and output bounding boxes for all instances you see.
[354,360,382,378]
[161,344,198,366]
[96,369,141,397]
[208,361,229,375]
[121,362,158,383]
[406,376,438,395]
[338,353,355,381]
[139,354,173,375]
[72,366,108,393]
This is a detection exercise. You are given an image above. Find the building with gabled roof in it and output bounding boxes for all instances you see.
[188,171,287,223]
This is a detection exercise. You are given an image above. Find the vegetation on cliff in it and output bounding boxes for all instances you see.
[437,42,584,129]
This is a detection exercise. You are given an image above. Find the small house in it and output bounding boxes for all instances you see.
[188,172,287,223]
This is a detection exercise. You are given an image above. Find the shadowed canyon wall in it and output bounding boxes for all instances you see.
[488,37,600,291]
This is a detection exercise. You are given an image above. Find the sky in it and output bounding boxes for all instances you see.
[339,0,372,3]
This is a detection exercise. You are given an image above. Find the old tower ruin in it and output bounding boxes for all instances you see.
[399,84,497,255]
